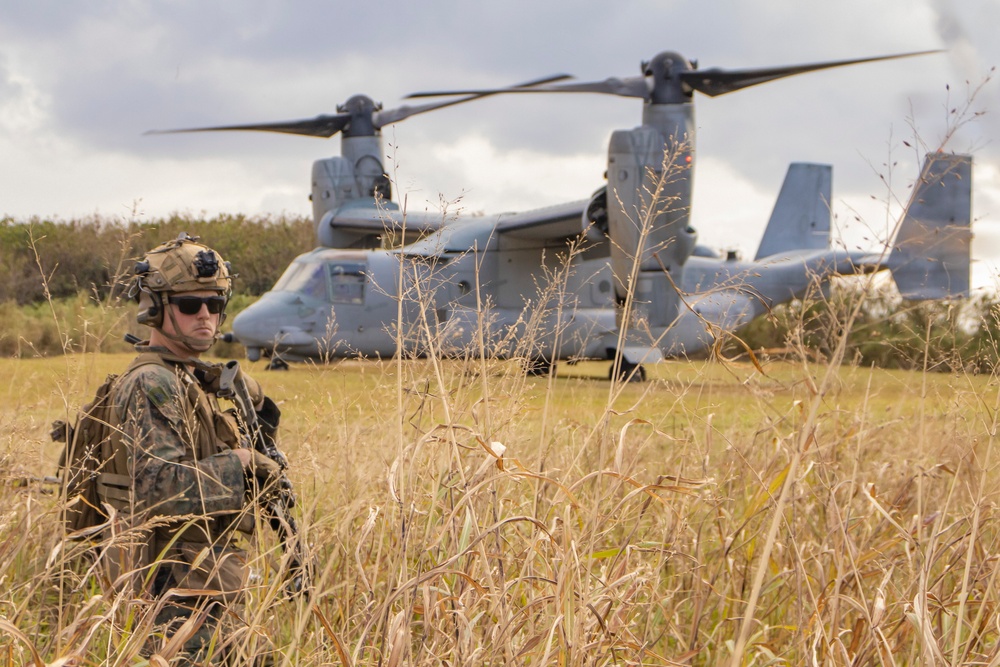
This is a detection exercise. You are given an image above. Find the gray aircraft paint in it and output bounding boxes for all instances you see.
[151,50,964,377]
[231,153,972,366]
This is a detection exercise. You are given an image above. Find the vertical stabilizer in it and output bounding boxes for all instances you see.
[754,162,832,260]
[889,153,972,299]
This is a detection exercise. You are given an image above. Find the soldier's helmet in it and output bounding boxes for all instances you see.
[131,233,233,328]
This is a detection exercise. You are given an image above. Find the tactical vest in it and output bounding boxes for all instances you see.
[98,350,251,599]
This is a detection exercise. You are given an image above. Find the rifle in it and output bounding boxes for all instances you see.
[217,360,311,598]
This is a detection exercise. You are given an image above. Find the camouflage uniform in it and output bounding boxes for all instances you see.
[94,234,277,664]
[106,345,262,662]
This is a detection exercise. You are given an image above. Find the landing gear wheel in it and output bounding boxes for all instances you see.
[525,358,554,377]
[266,357,290,371]
[609,361,646,382]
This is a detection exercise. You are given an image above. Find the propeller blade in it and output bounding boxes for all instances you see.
[376,73,573,127]
[406,75,649,100]
[681,50,941,97]
[145,113,352,138]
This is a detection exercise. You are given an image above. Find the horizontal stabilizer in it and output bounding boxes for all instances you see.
[889,153,972,300]
[754,162,832,260]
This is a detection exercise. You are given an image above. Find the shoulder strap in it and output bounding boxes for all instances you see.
[99,352,179,489]
[125,351,174,374]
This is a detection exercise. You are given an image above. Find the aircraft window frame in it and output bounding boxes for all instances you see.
[327,262,366,304]
[273,260,330,301]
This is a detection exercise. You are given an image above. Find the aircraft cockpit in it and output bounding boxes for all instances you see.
[231,248,393,362]
[273,254,367,304]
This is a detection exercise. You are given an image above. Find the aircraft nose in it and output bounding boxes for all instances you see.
[231,292,323,348]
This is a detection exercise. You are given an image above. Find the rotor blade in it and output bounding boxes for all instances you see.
[375,73,573,127]
[406,75,649,100]
[145,113,352,138]
[681,50,941,97]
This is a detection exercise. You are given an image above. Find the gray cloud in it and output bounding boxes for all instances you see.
[0,0,995,283]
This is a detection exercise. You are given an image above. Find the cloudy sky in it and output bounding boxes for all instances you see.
[1,1,997,288]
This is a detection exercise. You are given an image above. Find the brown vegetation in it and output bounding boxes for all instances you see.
[0,213,313,305]
[2,351,1000,665]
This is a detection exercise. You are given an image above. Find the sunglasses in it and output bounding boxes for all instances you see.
[167,295,227,316]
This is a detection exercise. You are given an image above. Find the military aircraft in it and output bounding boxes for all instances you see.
[151,50,971,379]
[227,151,971,379]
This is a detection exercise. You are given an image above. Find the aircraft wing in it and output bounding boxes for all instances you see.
[327,205,449,236]
[322,201,460,247]
[329,199,590,248]
[493,200,589,240]
[335,199,589,240]
[395,199,592,257]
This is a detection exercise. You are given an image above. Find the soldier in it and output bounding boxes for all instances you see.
[102,233,284,662]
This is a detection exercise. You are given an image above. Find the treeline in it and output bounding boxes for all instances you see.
[0,213,315,304]
[728,285,1000,374]
[1,215,998,371]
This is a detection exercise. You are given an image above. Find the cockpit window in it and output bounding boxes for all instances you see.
[273,258,367,303]
[328,262,365,304]
[273,260,328,300]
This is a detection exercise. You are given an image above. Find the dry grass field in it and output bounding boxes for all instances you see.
[0,76,992,664]
[2,349,999,665]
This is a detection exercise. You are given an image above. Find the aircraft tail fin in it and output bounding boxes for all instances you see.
[889,152,972,300]
[754,162,832,260]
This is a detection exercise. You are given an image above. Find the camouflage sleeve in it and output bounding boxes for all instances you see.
[114,364,245,518]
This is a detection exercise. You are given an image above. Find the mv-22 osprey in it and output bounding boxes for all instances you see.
[152,50,972,379]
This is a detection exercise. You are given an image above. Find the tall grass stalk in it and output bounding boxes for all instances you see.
[5,347,1000,664]
[4,88,999,665]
